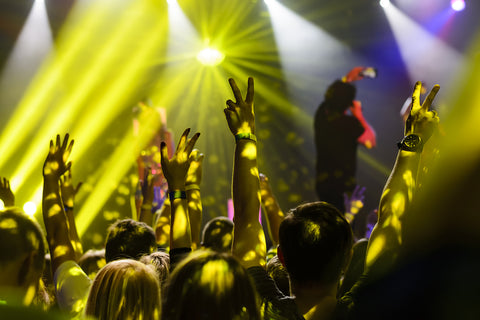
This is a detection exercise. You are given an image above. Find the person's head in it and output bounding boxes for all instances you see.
[324,80,356,113]
[0,208,45,305]
[162,250,260,320]
[105,218,157,262]
[201,216,233,253]
[278,202,353,288]
[140,251,170,289]
[78,249,106,280]
[266,255,290,296]
[85,259,161,320]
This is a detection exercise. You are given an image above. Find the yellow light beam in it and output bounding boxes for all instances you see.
[11,1,150,191]
[0,2,112,170]
[76,109,161,236]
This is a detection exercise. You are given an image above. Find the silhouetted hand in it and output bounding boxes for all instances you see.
[224,77,255,135]
[160,129,200,190]
[0,177,14,207]
[43,134,74,179]
[405,82,440,142]
[60,168,82,208]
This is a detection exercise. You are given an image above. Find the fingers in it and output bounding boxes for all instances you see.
[61,133,70,150]
[160,141,169,167]
[245,77,254,104]
[226,100,236,110]
[422,84,440,111]
[176,128,191,152]
[185,133,200,155]
[410,81,422,114]
[56,134,61,151]
[75,182,83,194]
[228,78,243,103]
[49,140,55,154]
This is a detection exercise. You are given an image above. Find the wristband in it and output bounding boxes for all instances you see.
[235,132,256,143]
[169,190,186,202]
[185,184,200,191]
[64,205,74,212]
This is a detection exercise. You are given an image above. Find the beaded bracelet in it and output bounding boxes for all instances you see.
[185,184,200,191]
[235,132,257,143]
[169,190,186,202]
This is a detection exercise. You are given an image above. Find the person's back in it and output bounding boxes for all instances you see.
[314,80,365,212]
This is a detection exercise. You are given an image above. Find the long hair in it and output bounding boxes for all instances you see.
[85,259,161,320]
[162,250,260,320]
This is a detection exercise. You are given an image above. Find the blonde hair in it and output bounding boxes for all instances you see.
[85,259,161,320]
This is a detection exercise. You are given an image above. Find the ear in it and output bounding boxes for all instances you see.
[277,246,286,267]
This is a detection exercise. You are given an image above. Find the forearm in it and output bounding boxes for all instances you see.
[365,150,421,271]
[261,192,284,247]
[170,195,192,250]
[187,188,202,250]
[155,201,171,247]
[65,208,83,261]
[232,140,266,267]
[43,177,76,272]
[139,204,154,226]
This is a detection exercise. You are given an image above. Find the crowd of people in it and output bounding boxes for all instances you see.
[1,67,479,320]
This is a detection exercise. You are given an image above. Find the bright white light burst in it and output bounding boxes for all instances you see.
[23,201,37,217]
[196,48,225,66]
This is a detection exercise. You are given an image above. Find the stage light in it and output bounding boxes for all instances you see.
[451,0,465,11]
[380,0,391,8]
[23,201,37,217]
[196,48,225,66]
[264,0,276,6]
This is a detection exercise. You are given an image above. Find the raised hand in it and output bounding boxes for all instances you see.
[0,177,15,207]
[141,167,155,206]
[43,134,74,178]
[60,168,82,208]
[405,82,440,142]
[186,149,204,187]
[224,77,255,135]
[160,128,200,191]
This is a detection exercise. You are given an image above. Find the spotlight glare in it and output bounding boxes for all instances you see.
[380,0,391,8]
[264,0,276,5]
[196,48,225,66]
[451,0,465,11]
[23,201,37,217]
[0,199,4,210]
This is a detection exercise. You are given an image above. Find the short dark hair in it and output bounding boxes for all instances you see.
[201,216,233,253]
[105,219,157,262]
[324,80,356,113]
[279,202,353,286]
[78,249,106,279]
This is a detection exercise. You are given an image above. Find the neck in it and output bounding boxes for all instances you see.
[291,281,338,320]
